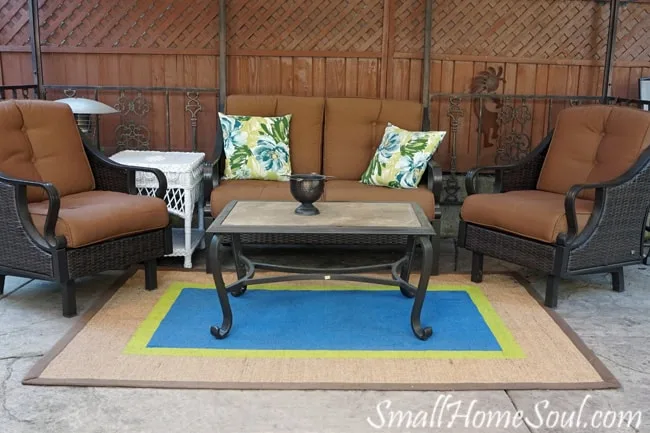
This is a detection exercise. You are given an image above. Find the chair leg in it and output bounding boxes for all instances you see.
[470,252,484,283]
[612,268,625,293]
[545,275,560,308]
[61,280,77,318]
[0,275,5,295]
[144,259,158,291]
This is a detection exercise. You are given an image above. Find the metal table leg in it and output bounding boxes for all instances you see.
[399,235,416,298]
[208,233,434,341]
[209,235,233,339]
[410,235,433,341]
[230,233,248,297]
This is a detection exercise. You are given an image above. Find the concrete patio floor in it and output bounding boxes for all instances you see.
[1,240,648,433]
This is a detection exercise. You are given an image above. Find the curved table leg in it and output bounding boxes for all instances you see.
[230,234,247,297]
[411,236,433,340]
[209,235,233,339]
[399,235,416,298]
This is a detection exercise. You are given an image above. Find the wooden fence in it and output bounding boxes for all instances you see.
[1,0,650,171]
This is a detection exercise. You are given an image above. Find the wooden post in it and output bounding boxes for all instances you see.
[421,0,433,129]
[219,0,227,112]
[601,0,620,101]
[27,0,44,98]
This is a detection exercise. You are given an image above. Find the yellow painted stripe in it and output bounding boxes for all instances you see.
[124,281,524,360]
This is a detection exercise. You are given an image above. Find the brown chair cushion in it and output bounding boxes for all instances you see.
[323,98,423,180]
[461,190,594,244]
[324,180,435,220]
[210,179,297,217]
[17,100,95,202]
[29,191,169,248]
[537,105,650,200]
[224,95,325,174]
[0,100,45,202]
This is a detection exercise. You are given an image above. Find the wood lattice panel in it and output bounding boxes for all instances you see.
[227,0,384,53]
[0,0,29,46]
[431,0,650,62]
[0,0,219,49]
[394,0,425,54]
[1,0,650,62]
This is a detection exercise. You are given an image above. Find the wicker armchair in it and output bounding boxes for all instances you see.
[0,100,172,317]
[458,104,650,307]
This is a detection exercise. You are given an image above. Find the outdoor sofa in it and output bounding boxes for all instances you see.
[205,95,443,272]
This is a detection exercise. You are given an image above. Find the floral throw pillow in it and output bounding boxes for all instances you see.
[360,123,446,189]
[219,113,292,181]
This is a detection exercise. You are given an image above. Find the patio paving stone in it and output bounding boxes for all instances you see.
[0,276,31,298]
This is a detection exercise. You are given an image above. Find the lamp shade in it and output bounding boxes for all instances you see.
[55,97,119,115]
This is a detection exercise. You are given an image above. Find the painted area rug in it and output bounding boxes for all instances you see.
[24,269,619,390]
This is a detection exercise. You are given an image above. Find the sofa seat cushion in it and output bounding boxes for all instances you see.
[460,190,594,244]
[29,191,169,248]
[210,179,296,217]
[324,180,436,220]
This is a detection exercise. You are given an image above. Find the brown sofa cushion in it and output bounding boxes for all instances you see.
[323,98,423,180]
[461,190,594,244]
[29,191,169,248]
[537,105,650,200]
[324,180,435,220]
[0,100,96,203]
[225,95,325,174]
[210,179,297,217]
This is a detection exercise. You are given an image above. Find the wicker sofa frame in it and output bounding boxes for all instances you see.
[457,130,650,307]
[0,142,173,317]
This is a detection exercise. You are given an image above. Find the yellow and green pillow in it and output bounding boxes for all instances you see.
[361,123,446,188]
[219,113,292,181]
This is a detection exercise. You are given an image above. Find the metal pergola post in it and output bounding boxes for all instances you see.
[601,0,620,101]
[219,0,227,112]
[27,0,44,98]
[421,0,433,129]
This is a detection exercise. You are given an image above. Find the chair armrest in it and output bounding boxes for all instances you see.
[426,159,443,200]
[202,160,221,216]
[562,146,650,255]
[465,130,552,196]
[0,173,65,250]
[84,143,167,199]
[202,126,225,217]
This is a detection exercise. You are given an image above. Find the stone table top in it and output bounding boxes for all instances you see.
[208,201,434,236]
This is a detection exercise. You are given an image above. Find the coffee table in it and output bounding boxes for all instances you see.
[206,200,437,341]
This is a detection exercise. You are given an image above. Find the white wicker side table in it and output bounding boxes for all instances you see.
[110,150,205,268]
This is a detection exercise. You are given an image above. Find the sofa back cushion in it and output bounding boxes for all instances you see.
[0,100,95,202]
[537,105,650,200]
[225,95,325,174]
[323,98,423,180]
